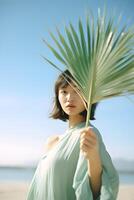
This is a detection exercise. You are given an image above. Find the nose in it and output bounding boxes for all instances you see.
[66,93,74,102]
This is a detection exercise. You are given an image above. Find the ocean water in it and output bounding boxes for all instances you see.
[119,172,134,185]
[0,167,134,185]
[0,167,36,182]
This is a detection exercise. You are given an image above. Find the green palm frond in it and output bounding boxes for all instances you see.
[43,8,134,127]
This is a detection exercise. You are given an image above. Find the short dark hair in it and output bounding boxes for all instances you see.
[49,69,98,122]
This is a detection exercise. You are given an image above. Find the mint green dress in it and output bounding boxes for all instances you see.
[26,121,119,200]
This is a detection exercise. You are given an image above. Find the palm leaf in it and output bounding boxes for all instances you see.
[43,8,134,127]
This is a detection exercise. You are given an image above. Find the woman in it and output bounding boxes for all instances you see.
[26,70,119,200]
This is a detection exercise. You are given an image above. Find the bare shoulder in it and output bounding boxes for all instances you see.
[43,134,61,153]
[46,134,60,142]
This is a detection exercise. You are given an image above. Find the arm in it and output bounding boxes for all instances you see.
[93,127,120,200]
[80,127,103,199]
[73,127,119,200]
[87,153,102,199]
[80,126,119,200]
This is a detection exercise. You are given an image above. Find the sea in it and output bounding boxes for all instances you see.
[0,167,134,184]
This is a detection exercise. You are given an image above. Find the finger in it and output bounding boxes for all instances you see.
[87,129,97,139]
[80,137,96,146]
[81,141,94,149]
[80,144,90,152]
[80,126,92,134]
[80,139,94,149]
[80,130,95,137]
[81,128,96,139]
[87,138,96,146]
[81,134,97,143]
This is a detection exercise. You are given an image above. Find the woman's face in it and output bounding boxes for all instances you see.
[58,83,86,116]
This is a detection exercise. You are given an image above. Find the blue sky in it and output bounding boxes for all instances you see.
[0,0,134,166]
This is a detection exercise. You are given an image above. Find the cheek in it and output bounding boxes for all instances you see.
[58,94,65,106]
[77,98,86,110]
[58,95,62,104]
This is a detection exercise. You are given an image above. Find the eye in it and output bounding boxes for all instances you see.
[61,90,67,94]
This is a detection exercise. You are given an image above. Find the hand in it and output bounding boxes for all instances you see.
[80,127,100,160]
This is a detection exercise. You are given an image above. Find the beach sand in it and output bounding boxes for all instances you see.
[0,182,29,200]
[117,185,134,200]
[0,182,134,200]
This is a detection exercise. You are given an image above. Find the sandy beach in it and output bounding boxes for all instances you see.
[0,181,29,200]
[0,181,134,200]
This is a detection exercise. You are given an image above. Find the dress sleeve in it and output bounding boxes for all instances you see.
[72,126,119,200]
[72,150,94,200]
[94,127,120,200]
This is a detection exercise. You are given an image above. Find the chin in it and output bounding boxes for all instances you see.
[65,110,82,116]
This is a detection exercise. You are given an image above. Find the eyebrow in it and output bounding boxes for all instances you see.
[59,84,77,89]
[59,86,67,90]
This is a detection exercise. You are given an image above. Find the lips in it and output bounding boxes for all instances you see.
[66,104,76,108]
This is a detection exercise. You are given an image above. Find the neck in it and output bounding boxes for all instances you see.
[68,115,86,128]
